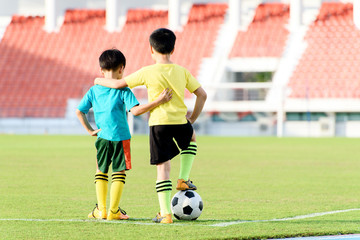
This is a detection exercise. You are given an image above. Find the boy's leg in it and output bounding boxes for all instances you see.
[89,138,111,219]
[156,161,172,216]
[107,171,129,220]
[177,130,197,190]
[107,140,130,220]
[179,134,197,180]
[150,125,179,223]
[109,171,126,212]
[153,160,173,223]
[88,169,108,219]
[95,170,108,211]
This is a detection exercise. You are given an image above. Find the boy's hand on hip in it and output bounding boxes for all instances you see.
[89,129,101,136]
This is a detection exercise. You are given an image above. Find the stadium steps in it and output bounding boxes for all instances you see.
[209,3,290,112]
[184,3,229,104]
[173,3,227,78]
[266,25,308,105]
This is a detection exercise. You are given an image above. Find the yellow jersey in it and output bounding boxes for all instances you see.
[125,64,201,126]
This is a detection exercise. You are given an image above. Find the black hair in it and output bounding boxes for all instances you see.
[99,49,126,71]
[149,28,176,54]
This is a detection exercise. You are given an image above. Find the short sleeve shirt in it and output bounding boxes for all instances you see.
[77,85,139,141]
[125,64,201,126]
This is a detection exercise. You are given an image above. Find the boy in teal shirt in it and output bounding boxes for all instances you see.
[76,49,172,220]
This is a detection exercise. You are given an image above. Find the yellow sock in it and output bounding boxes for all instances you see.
[109,173,126,213]
[95,173,108,211]
[156,180,172,215]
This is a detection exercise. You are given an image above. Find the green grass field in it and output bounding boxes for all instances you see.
[1,135,360,239]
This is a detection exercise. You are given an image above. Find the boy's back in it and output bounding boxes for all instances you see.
[125,63,200,126]
[78,85,139,141]
[76,48,172,221]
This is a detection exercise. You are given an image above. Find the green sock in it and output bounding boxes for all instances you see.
[179,142,197,180]
[156,180,172,216]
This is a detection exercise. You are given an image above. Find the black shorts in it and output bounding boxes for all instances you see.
[149,121,193,165]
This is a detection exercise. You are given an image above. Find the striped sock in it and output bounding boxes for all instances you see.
[109,173,126,213]
[94,173,108,211]
[156,180,172,216]
[179,142,197,180]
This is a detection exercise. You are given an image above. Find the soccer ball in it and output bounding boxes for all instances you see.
[171,190,203,220]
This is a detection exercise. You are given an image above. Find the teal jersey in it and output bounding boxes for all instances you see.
[77,85,139,141]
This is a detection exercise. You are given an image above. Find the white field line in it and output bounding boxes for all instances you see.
[1,208,359,227]
[272,234,360,240]
[0,218,159,226]
[210,208,360,227]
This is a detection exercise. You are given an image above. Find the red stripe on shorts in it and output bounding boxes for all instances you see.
[122,139,132,170]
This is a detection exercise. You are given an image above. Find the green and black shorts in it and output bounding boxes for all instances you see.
[95,137,131,173]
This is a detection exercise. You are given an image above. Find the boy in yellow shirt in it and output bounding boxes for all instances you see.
[95,28,207,223]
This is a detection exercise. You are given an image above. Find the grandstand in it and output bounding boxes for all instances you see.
[0,0,360,137]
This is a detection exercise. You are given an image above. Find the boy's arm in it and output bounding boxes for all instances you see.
[76,109,101,136]
[188,86,207,124]
[130,88,173,116]
[94,78,128,89]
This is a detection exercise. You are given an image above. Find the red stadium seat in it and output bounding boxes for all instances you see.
[229,3,290,58]
[288,2,360,99]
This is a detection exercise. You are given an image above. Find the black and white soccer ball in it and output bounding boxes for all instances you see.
[171,190,203,220]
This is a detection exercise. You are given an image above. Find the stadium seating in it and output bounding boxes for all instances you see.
[0,10,166,118]
[0,3,227,118]
[229,3,290,58]
[288,2,360,99]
